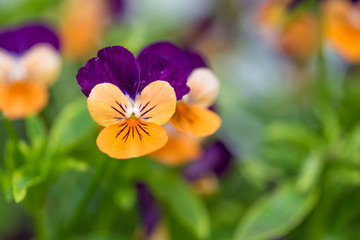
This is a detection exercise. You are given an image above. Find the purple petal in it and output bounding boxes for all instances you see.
[135,182,161,237]
[184,50,207,71]
[184,141,233,181]
[0,24,60,54]
[76,46,140,99]
[137,53,190,100]
[139,41,191,74]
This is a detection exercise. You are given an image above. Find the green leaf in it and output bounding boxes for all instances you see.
[114,186,136,211]
[148,176,210,239]
[25,115,47,148]
[266,122,319,149]
[11,167,44,203]
[48,98,95,154]
[233,182,318,240]
[56,158,89,172]
[296,152,324,193]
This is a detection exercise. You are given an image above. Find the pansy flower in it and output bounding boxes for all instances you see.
[323,0,360,63]
[184,141,233,195]
[0,24,61,119]
[139,42,221,137]
[59,0,124,60]
[258,0,318,63]
[77,46,189,159]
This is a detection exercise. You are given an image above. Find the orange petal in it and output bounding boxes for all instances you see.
[0,49,15,83]
[96,119,168,159]
[87,83,131,127]
[134,81,176,125]
[184,68,219,108]
[170,103,221,137]
[258,0,288,29]
[151,124,202,166]
[21,44,61,85]
[324,0,360,62]
[279,14,317,63]
[0,82,48,119]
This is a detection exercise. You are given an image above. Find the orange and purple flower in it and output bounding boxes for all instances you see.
[0,24,61,119]
[140,42,221,137]
[77,46,189,159]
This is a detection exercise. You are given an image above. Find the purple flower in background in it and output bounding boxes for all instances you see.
[77,46,189,100]
[0,24,60,54]
[184,141,233,182]
[0,24,61,119]
[136,182,161,237]
[109,0,125,17]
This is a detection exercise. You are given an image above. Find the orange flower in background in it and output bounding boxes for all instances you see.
[140,42,221,137]
[323,0,360,63]
[0,25,61,119]
[170,68,221,137]
[150,123,202,166]
[258,0,318,63]
[59,0,124,60]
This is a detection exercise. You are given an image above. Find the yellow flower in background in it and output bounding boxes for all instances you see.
[0,24,61,119]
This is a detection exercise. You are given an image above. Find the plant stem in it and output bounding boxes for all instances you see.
[314,0,328,104]
[65,158,109,237]
[1,112,19,143]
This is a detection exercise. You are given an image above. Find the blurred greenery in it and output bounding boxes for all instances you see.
[2,0,360,240]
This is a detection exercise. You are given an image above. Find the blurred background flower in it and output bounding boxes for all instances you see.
[0,24,61,119]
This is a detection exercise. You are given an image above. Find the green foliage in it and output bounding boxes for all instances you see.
[2,0,360,239]
[48,98,95,154]
[148,175,210,239]
[233,183,319,240]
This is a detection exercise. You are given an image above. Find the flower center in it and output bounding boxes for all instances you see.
[129,113,136,121]
[127,114,140,126]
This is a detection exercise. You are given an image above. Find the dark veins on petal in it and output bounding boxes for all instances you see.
[184,141,233,181]
[135,182,161,237]
[115,121,150,142]
[0,24,60,54]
